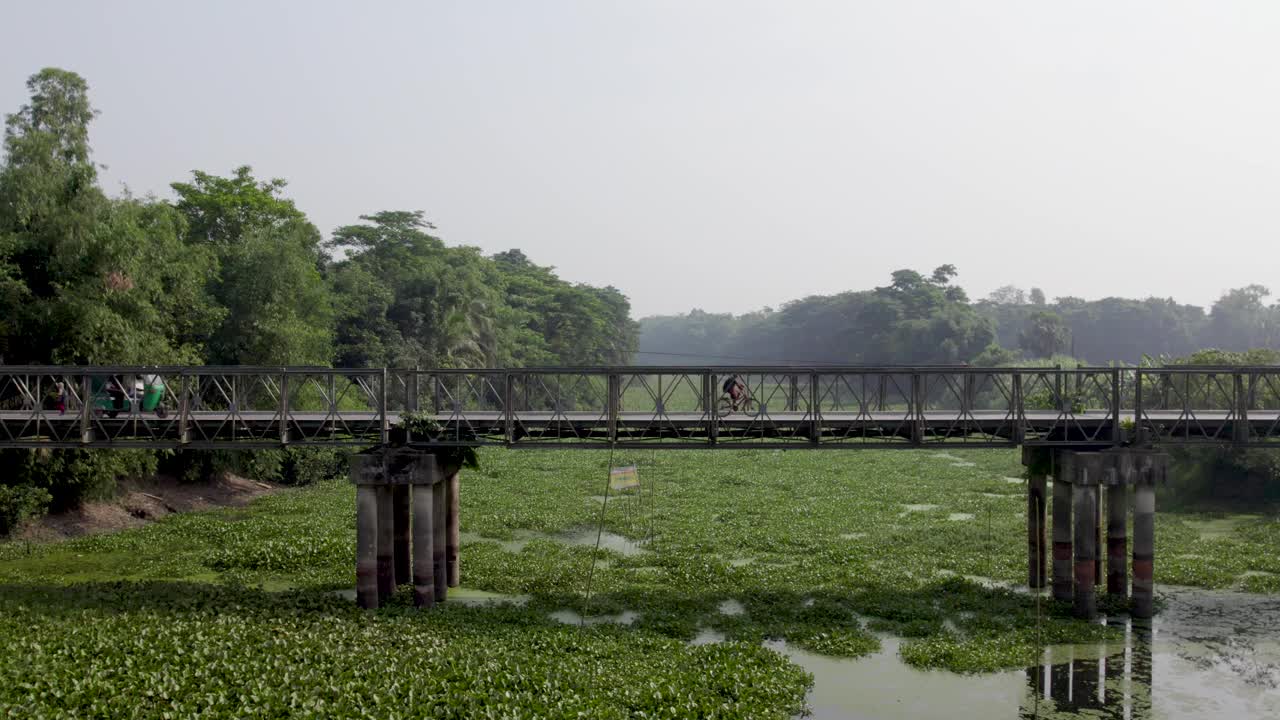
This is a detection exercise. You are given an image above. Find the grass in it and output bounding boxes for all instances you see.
[2,448,1278,718]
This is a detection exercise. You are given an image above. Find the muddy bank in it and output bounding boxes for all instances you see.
[12,474,278,542]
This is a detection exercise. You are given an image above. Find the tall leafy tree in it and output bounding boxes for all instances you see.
[1018,311,1070,359]
[0,68,219,364]
[171,167,332,365]
[0,68,213,520]
[329,211,500,367]
[1204,285,1274,351]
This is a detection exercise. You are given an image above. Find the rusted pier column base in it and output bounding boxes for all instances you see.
[1051,451,1074,603]
[1072,453,1100,620]
[432,477,447,602]
[1105,457,1129,597]
[392,485,411,586]
[1131,454,1163,619]
[1023,447,1049,590]
[351,453,383,610]
[447,470,461,587]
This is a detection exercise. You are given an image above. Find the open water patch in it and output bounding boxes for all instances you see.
[461,528,648,557]
[549,608,639,626]
[947,513,975,522]
[768,637,1025,720]
[1182,515,1262,540]
[448,587,530,607]
[690,628,727,646]
[719,598,746,616]
[774,585,1280,719]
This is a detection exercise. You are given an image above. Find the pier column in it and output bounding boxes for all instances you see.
[1131,454,1162,619]
[1023,447,1048,590]
[392,485,411,586]
[351,453,384,610]
[413,473,437,609]
[1095,481,1104,586]
[1028,472,1047,589]
[1072,453,1100,619]
[414,481,435,604]
[433,477,447,602]
[1106,454,1130,597]
[376,485,395,602]
[1052,451,1074,602]
[447,470,461,587]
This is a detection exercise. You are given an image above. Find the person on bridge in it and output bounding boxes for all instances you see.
[722,374,746,407]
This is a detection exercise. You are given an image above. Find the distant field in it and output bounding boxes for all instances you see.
[2,449,1277,719]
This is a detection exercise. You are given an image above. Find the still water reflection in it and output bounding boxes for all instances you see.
[782,586,1278,719]
[1021,624,1151,719]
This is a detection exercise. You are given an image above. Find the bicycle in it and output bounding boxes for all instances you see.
[716,385,759,418]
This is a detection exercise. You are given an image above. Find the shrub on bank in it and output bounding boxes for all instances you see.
[0,449,156,515]
[0,484,52,536]
[160,449,348,487]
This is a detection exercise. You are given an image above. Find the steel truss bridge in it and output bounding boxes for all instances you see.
[2,365,1280,450]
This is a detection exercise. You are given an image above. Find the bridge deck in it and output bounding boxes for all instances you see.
[3,365,1279,448]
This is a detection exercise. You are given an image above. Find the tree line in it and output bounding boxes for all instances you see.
[0,70,637,371]
[640,272,1277,367]
[0,68,637,531]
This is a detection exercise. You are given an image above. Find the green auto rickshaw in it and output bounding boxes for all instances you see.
[91,374,168,418]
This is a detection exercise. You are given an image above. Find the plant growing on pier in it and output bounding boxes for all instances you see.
[393,410,479,469]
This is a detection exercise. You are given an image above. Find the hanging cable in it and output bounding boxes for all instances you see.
[581,443,616,627]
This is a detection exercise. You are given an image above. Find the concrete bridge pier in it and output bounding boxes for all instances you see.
[447,470,461,587]
[1072,453,1101,619]
[413,467,436,609]
[354,477,380,609]
[1051,451,1074,603]
[1022,447,1048,590]
[432,477,447,602]
[1131,453,1164,619]
[1048,449,1165,620]
[1104,452,1131,597]
[393,485,411,586]
[351,449,456,610]
[376,485,395,602]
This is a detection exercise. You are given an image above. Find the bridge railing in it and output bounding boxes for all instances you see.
[1132,366,1280,445]
[0,366,389,448]
[4,365,1280,448]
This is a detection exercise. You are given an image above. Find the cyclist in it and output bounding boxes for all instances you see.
[722,374,746,409]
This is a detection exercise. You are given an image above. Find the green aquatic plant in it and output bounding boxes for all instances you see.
[393,410,480,469]
[2,447,1277,717]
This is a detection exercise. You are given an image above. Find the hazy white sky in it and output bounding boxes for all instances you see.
[2,1,1277,317]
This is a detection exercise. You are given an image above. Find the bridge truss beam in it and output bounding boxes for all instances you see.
[2,365,1279,449]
